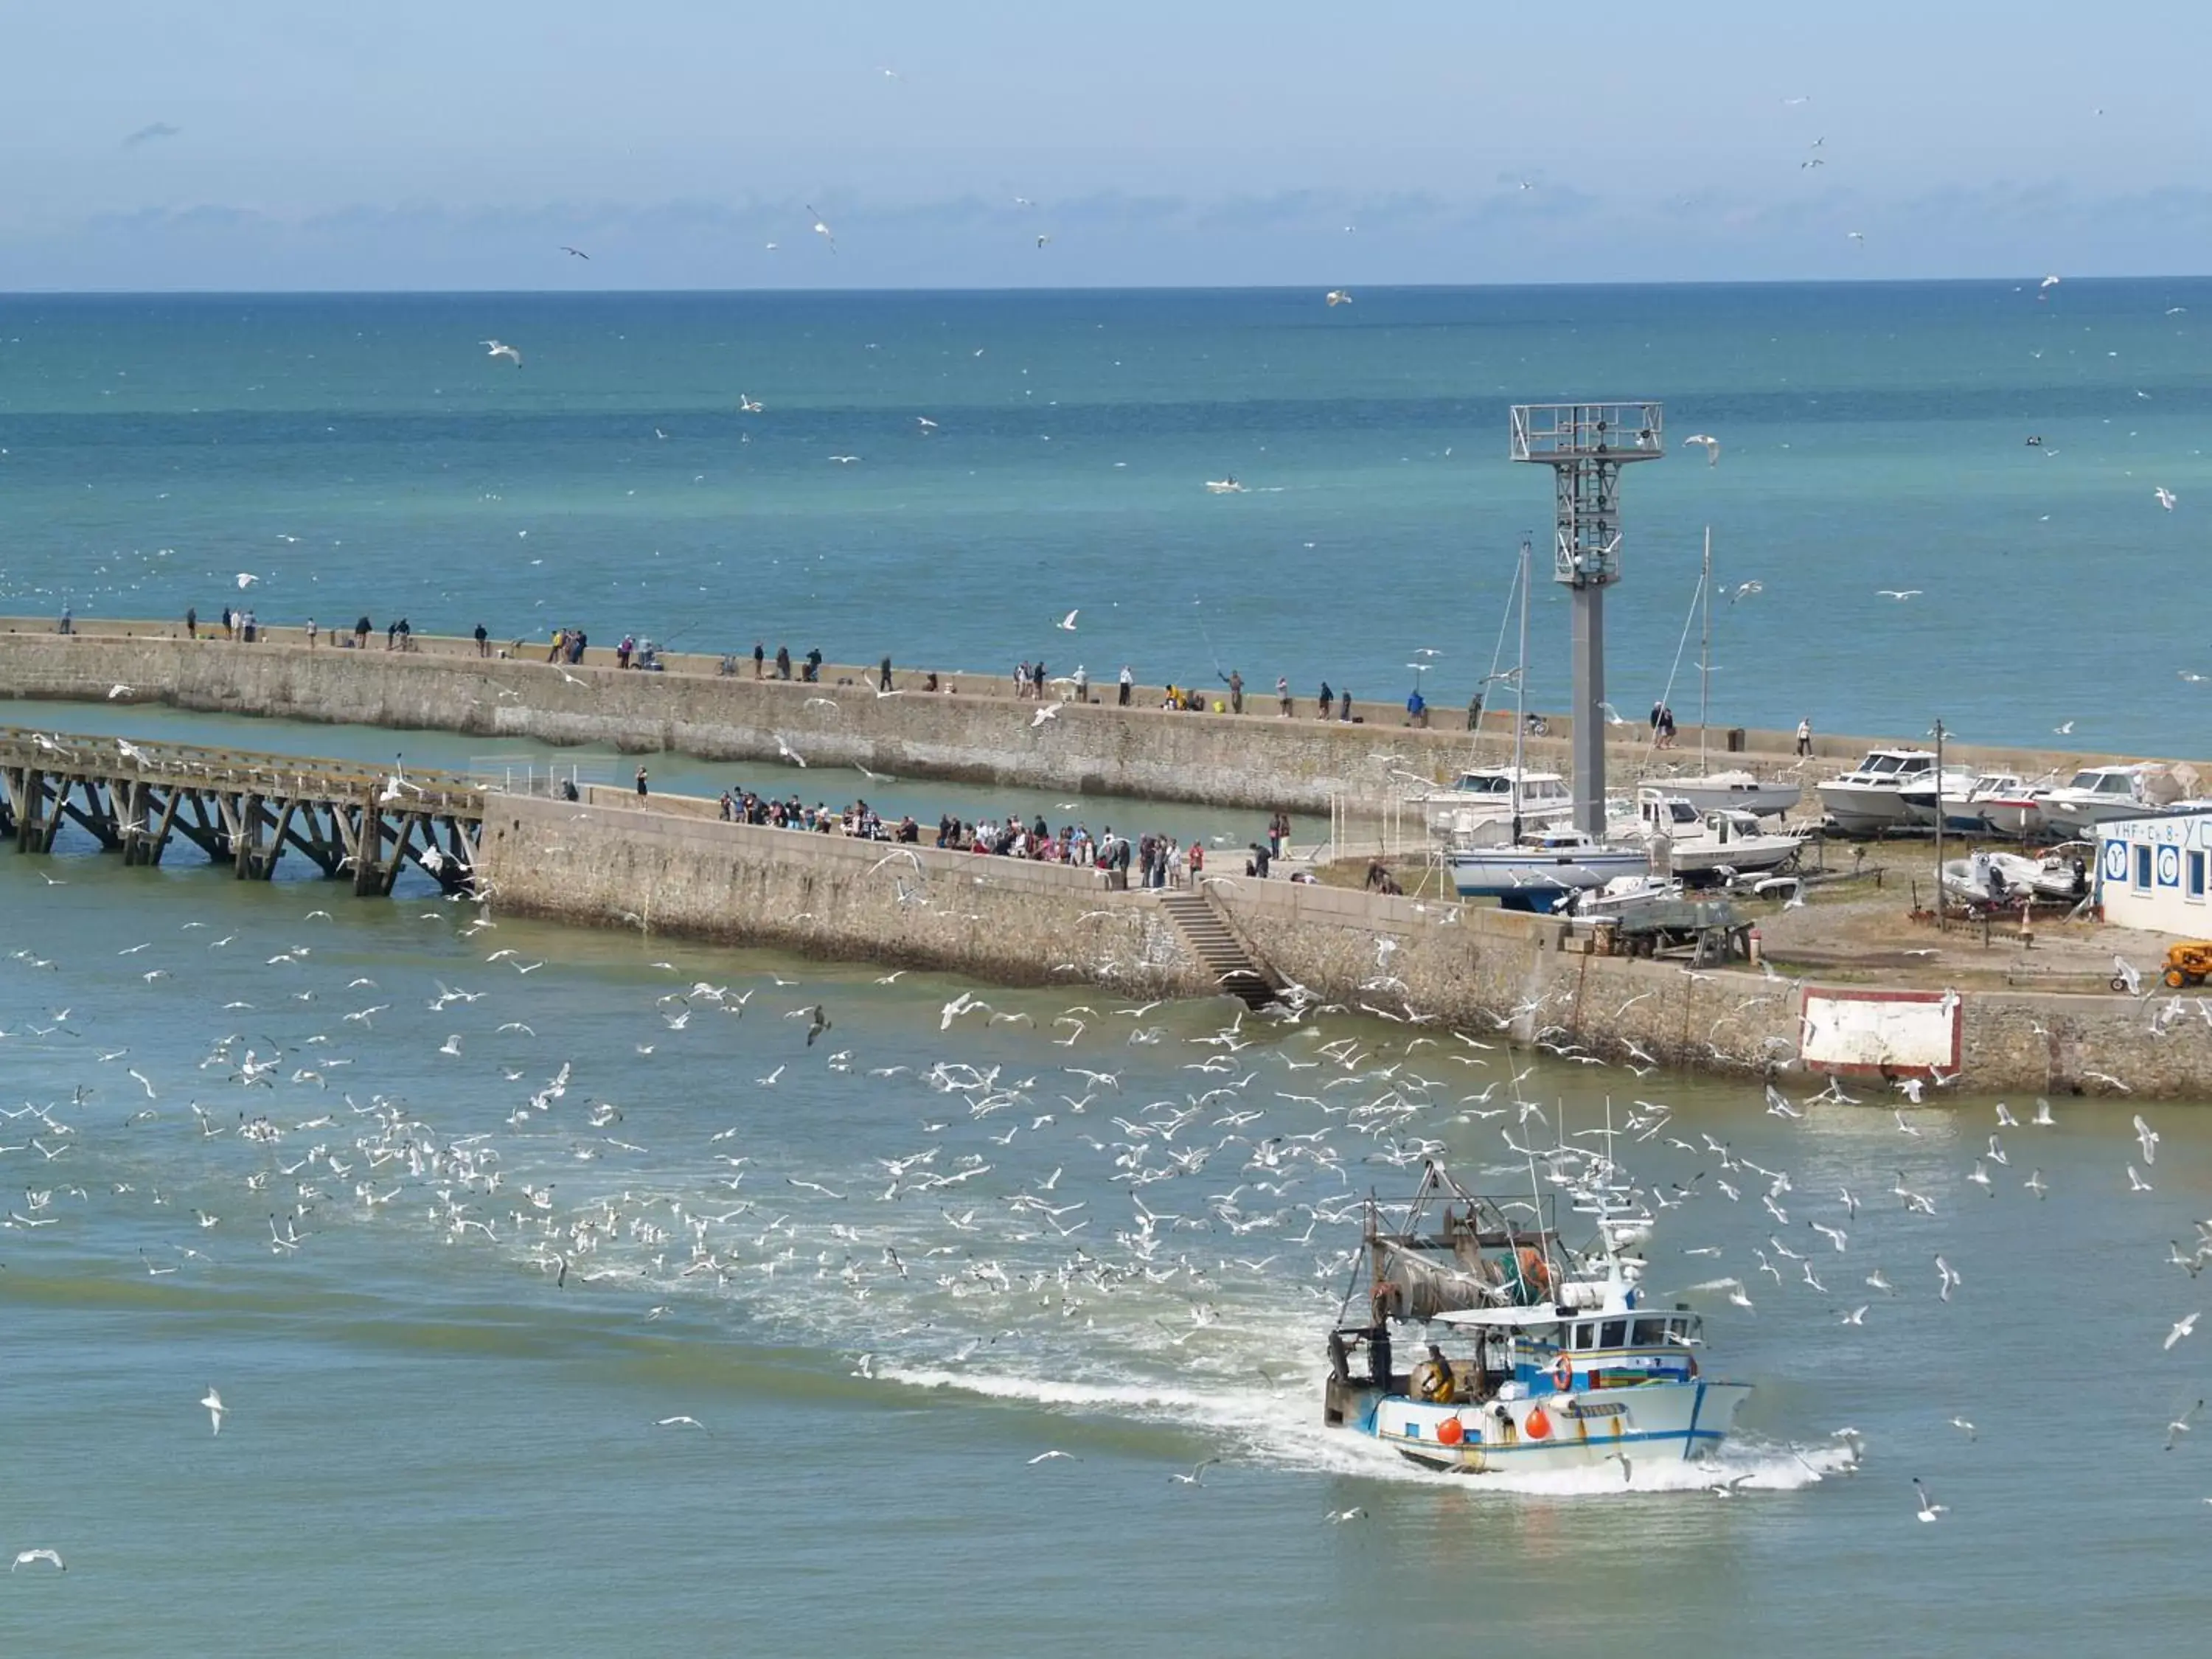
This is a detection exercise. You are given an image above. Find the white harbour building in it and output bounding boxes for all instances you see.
[2096,811,2212,935]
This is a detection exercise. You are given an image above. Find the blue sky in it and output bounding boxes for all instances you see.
[4,1,2208,289]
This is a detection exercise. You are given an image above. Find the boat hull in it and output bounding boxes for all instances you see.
[1816,782,1917,834]
[1335,1380,1750,1472]
[1664,775,1802,818]
[2037,796,2154,841]
[1447,846,1649,900]
[1975,797,2046,838]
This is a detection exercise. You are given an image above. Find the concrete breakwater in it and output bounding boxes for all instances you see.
[0,624,2184,818]
[477,789,2212,1100]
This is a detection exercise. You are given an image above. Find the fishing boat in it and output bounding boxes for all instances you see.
[1323,1168,1750,1473]
[1815,748,1939,834]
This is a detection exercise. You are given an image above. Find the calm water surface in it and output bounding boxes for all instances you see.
[4,282,2211,753]
[6,721,2212,1655]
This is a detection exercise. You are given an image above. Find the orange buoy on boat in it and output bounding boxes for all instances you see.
[1525,1405,1551,1440]
[1437,1417,1464,1444]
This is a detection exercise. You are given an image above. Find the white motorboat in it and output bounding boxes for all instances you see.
[1899,765,1979,828]
[1815,748,1939,834]
[1447,827,1649,907]
[1659,768,1804,818]
[1615,788,1806,881]
[2035,763,2176,840]
[1419,767,1575,845]
[1936,771,2048,838]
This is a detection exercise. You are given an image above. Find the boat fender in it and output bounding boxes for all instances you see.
[1525,1405,1552,1440]
[1551,1355,1574,1393]
[1437,1417,1465,1445]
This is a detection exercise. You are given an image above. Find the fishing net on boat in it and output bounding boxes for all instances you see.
[1368,1239,1506,1321]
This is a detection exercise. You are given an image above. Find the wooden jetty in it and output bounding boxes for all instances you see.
[0,727,485,896]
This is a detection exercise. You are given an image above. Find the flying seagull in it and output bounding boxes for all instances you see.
[807,206,836,252]
[483,340,524,366]
[1057,610,1079,631]
[560,246,590,260]
[1680,434,1720,466]
[2156,487,2177,511]
[123,122,181,147]
[201,1385,226,1435]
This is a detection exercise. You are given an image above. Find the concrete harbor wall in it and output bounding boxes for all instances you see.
[473,790,2212,1097]
[0,622,2190,818]
[474,793,1213,993]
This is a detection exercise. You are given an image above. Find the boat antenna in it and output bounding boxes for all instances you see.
[1512,535,1531,845]
[1699,525,1712,774]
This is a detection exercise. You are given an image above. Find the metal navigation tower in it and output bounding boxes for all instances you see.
[1509,401,1665,834]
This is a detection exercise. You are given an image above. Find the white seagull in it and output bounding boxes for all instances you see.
[1032,704,1060,728]
[482,339,524,366]
[1913,1478,1947,1522]
[2157,487,2178,511]
[806,206,836,252]
[201,1385,226,1435]
[2167,1312,2201,1352]
[1680,433,1721,466]
[10,1549,64,1571]
[1057,610,1079,631]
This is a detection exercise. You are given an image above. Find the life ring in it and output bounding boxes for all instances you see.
[1551,1354,1574,1392]
[1437,1417,1465,1445]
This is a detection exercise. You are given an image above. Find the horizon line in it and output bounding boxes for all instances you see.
[2,272,2208,301]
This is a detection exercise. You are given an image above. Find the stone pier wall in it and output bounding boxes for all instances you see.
[474,793,1211,994]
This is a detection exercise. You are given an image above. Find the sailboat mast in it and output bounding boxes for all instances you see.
[1699,526,1711,773]
[1512,538,1530,843]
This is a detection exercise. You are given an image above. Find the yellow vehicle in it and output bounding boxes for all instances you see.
[2162,942,2212,989]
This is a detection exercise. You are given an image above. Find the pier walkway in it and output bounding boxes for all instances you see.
[0,726,484,895]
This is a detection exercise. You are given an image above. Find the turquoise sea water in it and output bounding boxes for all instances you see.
[7,797,2212,1656]
[3,281,2209,753]
[10,287,2212,1655]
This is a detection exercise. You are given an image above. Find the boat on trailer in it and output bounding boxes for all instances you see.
[1324,1167,1750,1473]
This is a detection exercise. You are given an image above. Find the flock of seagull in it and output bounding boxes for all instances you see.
[6,862,2212,1579]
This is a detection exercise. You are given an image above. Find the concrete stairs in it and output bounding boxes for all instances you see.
[1155,888,1279,1008]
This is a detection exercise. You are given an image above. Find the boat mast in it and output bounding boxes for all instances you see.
[1512,538,1530,844]
[1699,526,1711,774]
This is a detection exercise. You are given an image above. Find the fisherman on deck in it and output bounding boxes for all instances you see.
[1413,1342,1458,1403]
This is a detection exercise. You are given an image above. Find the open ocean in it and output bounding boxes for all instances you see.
[4,280,2210,752]
[8,286,2212,1657]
